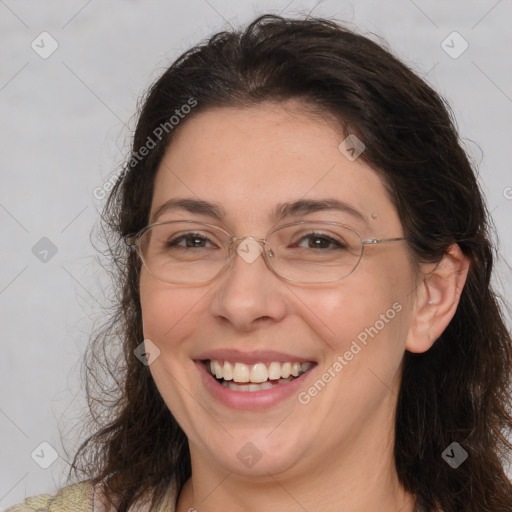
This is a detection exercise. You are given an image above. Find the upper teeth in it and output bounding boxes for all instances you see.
[209,360,313,383]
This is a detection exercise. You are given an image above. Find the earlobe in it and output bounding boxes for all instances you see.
[405,244,470,354]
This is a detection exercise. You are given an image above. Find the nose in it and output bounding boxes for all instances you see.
[209,240,288,332]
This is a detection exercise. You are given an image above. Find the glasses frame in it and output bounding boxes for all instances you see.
[125,220,406,284]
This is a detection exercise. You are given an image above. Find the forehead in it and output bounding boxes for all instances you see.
[150,103,401,233]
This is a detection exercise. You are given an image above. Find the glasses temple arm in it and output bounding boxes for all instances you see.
[362,237,406,245]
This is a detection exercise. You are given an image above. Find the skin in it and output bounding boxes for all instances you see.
[139,101,469,512]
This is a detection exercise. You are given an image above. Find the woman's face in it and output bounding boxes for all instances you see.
[140,102,419,479]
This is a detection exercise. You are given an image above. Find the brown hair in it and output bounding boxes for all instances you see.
[71,14,512,511]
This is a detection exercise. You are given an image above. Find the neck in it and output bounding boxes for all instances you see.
[175,395,417,512]
[177,464,416,512]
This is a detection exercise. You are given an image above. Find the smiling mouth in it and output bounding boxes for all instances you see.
[204,359,314,392]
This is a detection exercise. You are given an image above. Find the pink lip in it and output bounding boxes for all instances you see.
[195,360,315,410]
[194,348,315,365]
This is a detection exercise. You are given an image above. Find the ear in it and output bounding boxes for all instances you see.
[405,244,470,353]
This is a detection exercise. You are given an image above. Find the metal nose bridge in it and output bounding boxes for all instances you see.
[229,235,269,250]
[230,235,267,245]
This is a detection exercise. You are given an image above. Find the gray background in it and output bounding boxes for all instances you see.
[1,0,511,508]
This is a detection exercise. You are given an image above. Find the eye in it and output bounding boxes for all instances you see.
[292,232,348,250]
[167,232,218,249]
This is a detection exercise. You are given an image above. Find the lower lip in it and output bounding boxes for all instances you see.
[195,361,314,410]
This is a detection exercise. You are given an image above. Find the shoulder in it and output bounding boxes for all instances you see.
[4,481,94,512]
[4,480,177,512]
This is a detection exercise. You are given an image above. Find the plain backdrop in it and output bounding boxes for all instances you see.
[1,0,511,508]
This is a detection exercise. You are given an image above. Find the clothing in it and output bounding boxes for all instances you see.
[4,481,177,512]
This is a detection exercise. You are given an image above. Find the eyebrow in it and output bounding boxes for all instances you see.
[150,197,367,225]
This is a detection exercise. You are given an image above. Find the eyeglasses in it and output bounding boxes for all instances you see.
[125,220,406,284]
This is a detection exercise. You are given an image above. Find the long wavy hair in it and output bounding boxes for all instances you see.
[70,14,512,511]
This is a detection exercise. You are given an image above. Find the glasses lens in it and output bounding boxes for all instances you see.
[267,222,363,283]
[137,221,229,283]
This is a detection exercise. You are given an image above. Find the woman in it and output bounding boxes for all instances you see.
[8,14,512,512]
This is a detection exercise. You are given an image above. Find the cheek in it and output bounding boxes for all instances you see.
[304,267,412,370]
[139,278,207,429]
[294,279,399,349]
[139,276,204,350]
